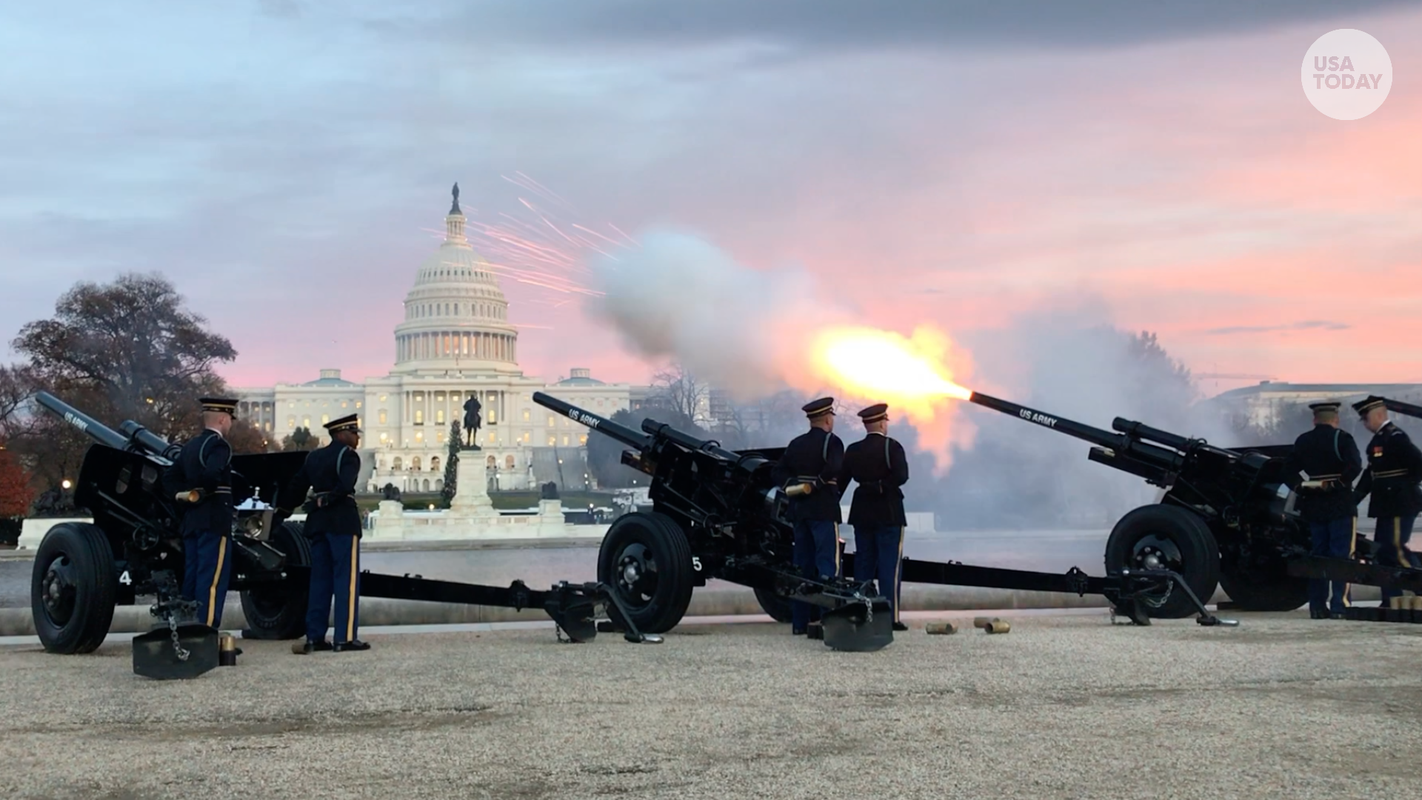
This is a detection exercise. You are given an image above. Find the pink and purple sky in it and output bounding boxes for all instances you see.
[2,1,1419,395]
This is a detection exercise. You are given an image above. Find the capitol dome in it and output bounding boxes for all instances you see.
[391,183,521,376]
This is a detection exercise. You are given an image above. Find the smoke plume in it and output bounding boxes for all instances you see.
[582,228,978,472]
[584,229,1239,529]
[583,228,855,397]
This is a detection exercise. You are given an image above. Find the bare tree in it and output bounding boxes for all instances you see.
[650,362,711,426]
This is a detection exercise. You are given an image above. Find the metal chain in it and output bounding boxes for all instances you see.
[166,610,191,662]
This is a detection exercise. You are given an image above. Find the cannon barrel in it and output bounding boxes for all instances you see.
[33,391,180,463]
[532,391,651,451]
[967,391,1187,465]
[1383,397,1422,419]
[640,419,753,466]
[33,391,134,452]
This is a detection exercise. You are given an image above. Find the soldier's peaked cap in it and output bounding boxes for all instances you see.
[1352,395,1387,415]
[858,403,889,423]
[325,413,361,433]
[802,397,835,418]
[1308,401,1341,413]
[199,397,238,416]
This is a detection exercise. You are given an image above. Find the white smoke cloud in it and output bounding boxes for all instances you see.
[581,227,858,401]
[582,229,1242,529]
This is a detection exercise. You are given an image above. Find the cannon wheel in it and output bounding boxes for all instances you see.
[1104,504,1220,619]
[754,587,794,623]
[239,521,313,639]
[597,511,695,633]
[30,522,119,654]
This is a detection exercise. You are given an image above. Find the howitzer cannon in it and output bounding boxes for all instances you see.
[29,391,661,679]
[963,391,1422,617]
[1382,396,1422,420]
[534,391,1238,639]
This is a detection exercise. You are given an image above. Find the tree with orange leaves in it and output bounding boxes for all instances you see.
[0,442,34,547]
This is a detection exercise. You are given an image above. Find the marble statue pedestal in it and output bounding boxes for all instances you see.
[368,499,405,541]
[448,450,497,521]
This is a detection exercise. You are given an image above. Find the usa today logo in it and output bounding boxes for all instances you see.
[1301,29,1392,120]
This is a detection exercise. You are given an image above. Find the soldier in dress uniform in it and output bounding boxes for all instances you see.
[1351,395,1422,607]
[161,397,238,629]
[771,397,845,638]
[279,414,370,653]
[1281,401,1363,619]
[835,403,910,631]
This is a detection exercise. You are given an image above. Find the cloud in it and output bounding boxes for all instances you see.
[1206,320,1353,335]
[426,0,1422,54]
[0,0,1420,399]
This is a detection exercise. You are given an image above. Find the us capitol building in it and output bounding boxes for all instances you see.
[232,185,652,494]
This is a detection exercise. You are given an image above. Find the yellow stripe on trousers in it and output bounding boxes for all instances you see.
[894,526,904,623]
[346,535,359,642]
[1341,517,1355,607]
[206,537,227,627]
[833,523,841,577]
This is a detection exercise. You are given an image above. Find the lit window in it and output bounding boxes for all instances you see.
[379,410,388,425]
[341,401,348,408]
[547,416,555,427]
[523,410,530,421]
[322,414,329,425]
[548,436,556,446]
[579,434,587,445]
[303,417,310,427]
[436,409,445,424]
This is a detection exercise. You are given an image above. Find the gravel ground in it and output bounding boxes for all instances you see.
[1,610,1420,800]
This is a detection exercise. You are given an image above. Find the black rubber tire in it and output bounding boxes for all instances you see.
[754,587,794,623]
[238,521,313,640]
[597,512,695,633]
[1104,504,1220,619]
[30,522,119,654]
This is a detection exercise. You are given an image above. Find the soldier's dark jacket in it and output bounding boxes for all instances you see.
[772,427,844,523]
[284,440,363,536]
[835,432,910,528]
[1354,421,1422,518]
[161,428,234,536]
[1282,424,1362,521]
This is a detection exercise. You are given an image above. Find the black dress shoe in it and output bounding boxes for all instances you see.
[333,639,371,652]
[892,622,908,632]
[291,639,332,654]
[792,628,806,636]
[806,624,823,641]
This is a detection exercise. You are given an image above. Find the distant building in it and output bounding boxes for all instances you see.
[232,185,637,494]
[1203,380,1422,429]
